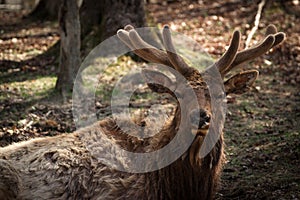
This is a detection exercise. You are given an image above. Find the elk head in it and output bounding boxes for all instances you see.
[117,24,285,164]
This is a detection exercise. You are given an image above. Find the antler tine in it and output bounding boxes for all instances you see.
[223,25,286,75]
[162,25,193,76]
[272,32,286,48]
[117,27,172,67]
[216,30,241,76]
[117,29,135,50]
[265,24,286,48]
[128,30,172,66]
[265,24,277,35]
[124,24,134,31]
[223,34,275,75]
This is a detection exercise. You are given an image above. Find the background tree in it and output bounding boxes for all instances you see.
[28,0,146,98]
[26,0,61,20]
[55,0,81,99]
[27,0,145,38]
[101,0,146,39]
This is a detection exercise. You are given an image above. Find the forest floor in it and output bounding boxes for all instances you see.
[0,0,299,199]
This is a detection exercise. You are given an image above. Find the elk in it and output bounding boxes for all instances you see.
[0,24,284,200]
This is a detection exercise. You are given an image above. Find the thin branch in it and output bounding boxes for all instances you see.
[245,0,266,48]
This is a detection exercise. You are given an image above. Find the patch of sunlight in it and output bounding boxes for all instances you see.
[0,76,57,100]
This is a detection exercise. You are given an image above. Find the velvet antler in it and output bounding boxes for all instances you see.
[117,24,285,84]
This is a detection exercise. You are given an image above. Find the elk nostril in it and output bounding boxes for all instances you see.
[190,109,210,128]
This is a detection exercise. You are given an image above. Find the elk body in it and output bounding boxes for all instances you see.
[0,25,284,200]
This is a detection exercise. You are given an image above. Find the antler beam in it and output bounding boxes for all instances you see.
[117,25,194,76]
[117,24,285,79]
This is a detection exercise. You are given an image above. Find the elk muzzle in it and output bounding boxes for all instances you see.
[190,109,210,136]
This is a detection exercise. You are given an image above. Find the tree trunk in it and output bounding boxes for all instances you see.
[50,0,145,100]
[26,0,61,20]
[80,0,146,39]
[101,0,146,39]
[55,0,81,99]
[79,0,103,36]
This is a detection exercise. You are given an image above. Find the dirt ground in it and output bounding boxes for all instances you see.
[0,0,299,199]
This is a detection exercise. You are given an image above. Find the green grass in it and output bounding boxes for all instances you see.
[0,76,56,101]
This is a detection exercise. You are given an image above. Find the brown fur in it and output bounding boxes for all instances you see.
[0,102,224,199]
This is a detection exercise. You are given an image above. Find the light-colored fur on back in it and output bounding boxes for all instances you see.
[0,114,224,200]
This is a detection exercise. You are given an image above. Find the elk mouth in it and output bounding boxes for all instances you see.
[191,122,209,136]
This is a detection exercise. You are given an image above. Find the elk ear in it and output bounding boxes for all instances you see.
[224,70,259,95]
[141,69,175,94]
